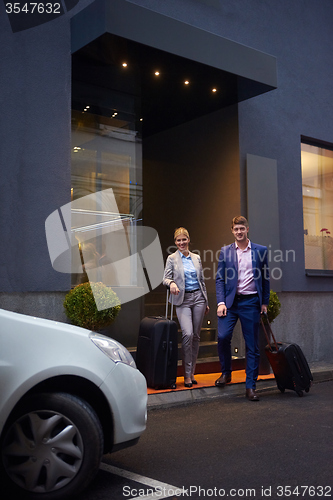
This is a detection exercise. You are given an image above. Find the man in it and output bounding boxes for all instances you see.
[215,216,270,401]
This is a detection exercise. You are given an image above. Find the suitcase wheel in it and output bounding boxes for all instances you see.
[278,385,285,393]
[296,390,303,397]
[170,383,176,390]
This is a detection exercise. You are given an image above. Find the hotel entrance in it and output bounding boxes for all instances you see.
[70,0,277,380]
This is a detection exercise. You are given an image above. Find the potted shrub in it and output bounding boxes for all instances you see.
[266,289,281,323]
[64,282,121,331]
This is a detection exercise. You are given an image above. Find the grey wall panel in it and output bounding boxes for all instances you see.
[0,11,72,292]
[246,154,282,292]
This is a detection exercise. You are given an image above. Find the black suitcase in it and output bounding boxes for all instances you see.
[261,315,313,397]
[136,290,178,389]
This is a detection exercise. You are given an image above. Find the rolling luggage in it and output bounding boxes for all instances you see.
[261,314,313,397]
[136,290,178,389]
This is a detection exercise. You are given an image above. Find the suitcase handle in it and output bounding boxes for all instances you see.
[261,313,279,352]
[166,287,174,320]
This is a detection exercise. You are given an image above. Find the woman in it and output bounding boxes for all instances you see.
[163,227,209,387]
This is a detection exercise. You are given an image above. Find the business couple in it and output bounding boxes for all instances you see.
[163,217,270,400]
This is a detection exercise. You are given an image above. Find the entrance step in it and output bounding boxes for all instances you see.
[183,356,246,376]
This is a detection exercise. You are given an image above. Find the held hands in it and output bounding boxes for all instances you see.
[217,304,227,317]
[170,282,180,295]
[217,303,268,317]
[261,304,268,315]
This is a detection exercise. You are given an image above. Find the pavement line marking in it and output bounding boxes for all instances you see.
[100,462,182,499]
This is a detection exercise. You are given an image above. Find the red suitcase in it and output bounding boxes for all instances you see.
[261,314,313,397]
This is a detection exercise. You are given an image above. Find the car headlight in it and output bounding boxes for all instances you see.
[90,333,136,368]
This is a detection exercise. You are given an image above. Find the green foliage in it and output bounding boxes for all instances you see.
[64,282,121,331]
[267,289,281,323]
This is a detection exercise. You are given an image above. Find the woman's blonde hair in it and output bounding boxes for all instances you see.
[174,227,190,240]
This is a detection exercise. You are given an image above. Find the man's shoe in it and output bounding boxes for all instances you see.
[246,388,260,401]
[215,374,232,388]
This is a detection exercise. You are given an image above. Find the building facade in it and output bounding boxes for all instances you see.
[1,0,333,362]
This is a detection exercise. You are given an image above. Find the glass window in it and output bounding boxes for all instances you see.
[301,141,333,271]
[71,84,142,288]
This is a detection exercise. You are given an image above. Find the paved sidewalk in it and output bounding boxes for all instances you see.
[147,361,333,409]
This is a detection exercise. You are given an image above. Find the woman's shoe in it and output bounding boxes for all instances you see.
[184,378,192,388]
[191,379,198,385]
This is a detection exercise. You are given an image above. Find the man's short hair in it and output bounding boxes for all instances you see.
[231,216,249,228]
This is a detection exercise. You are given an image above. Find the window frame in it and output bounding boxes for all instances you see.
[301,136,333,277]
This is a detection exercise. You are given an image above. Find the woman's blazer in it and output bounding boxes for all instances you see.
[163,251,208,306]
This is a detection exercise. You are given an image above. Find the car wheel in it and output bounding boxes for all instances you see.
[1,392,103,499]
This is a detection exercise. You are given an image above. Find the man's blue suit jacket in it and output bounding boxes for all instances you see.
[216,242,270,309]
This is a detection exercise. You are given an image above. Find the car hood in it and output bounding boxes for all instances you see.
[0,308,120,430]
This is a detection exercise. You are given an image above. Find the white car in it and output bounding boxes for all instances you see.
[0,308,147,499]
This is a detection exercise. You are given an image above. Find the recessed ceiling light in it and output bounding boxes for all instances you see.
[140,118,143,121]
[122,62,128,67]
[184,80,190,85]
[154,71,160,76]
[212,88,217,93]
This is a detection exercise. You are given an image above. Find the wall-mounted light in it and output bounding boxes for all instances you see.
[234,348,238,354]
[207,320,211,325]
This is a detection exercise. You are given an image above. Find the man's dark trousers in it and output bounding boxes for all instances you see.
[217,294,261,389]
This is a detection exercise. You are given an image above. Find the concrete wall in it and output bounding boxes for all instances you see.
[0,1,94,315]
[273,292,333,363]
[0,292,68,322]
[0,1,96,297]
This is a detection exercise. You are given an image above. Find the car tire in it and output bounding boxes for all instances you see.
[1,392,104,500]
